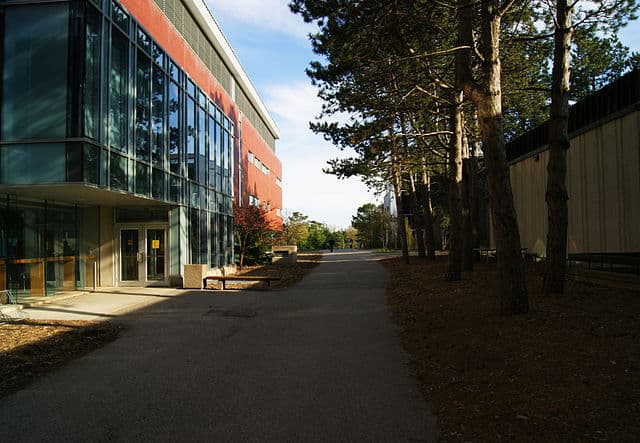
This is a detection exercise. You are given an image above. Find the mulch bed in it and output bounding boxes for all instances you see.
[382,256,640,442]
[0,320,121,399]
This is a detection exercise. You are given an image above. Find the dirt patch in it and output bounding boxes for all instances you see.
[0,320,120,399]
[382,256,640,442]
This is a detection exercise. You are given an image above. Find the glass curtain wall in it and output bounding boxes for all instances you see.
[0,3,69,185]
[0,0,236,278]
[96,0,235,267]
[0,195,98,298]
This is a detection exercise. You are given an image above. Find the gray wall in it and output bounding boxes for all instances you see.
[508,110,640,256]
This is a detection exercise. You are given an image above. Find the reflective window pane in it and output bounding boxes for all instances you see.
[137,27,151,53]
[151,65,165,166]
[110,152,127,191]
[1,144,65,184]
[186,97,196,180]
[146,228,165,280]
[218,214,226,265]
[152,168,164,200]
[109,29,128,152]
[152,43,164,67]
[2,4,69,140]
[169,61,179,82]
[189,182,199,208]
[215,120,222,191]
[112,2,129,33]
[209,212,217,266]
[169,174,180,203]
[135,162,149,196]
[199,209,208,264]
[187,79,196,97]
[189,208,199,264]
[66,143,83,182]
[84,6,101,140]
[120,229,139,281]
[208,115,215,186]
[198,107,206,184]
[84,144,99,185]
[135,51,151,161]
[168,81,180,174]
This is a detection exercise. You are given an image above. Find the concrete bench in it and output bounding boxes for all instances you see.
[204,275,281,290]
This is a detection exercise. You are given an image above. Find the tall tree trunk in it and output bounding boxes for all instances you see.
[399,115,425,258]
[379,206,389,250]
[456,0,529,314]
[470,139,481,252]
[409,173,427,258]
[544,0,572,294]
[421,162,437,260]
[461,124,475,271]
[446,91,464,281]
[391,150,410,264]
[461,156,474,271]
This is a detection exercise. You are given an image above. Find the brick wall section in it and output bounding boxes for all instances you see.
[242,118,283,228]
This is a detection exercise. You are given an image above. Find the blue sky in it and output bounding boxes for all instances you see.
[207,0,640,230]
[207,0,374,230]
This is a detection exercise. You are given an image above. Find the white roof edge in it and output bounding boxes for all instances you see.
[187,0,280,140]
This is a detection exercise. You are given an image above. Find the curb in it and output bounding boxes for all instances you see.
[20,291,89,308]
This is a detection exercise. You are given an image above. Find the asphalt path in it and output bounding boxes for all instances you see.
[0,250,438,442]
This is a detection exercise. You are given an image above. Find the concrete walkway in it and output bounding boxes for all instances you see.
[0,250,438,442]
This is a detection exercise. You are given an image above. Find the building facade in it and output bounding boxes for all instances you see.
[0,0,282,296]
[506,69,640,257]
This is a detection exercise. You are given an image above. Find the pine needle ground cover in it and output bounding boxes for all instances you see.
[383,257,639,442]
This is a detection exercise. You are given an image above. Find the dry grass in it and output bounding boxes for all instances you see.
[382,256,640,442]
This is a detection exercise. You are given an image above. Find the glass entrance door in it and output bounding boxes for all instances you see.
[117,226,167,286]
[120,229,140,281]
[146,229,165,281]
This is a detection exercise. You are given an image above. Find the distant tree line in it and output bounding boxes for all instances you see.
[280,211,358,251]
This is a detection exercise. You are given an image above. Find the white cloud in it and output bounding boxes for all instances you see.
[206,0,313,39]
[264,81,376,229]
[264,82,320,127]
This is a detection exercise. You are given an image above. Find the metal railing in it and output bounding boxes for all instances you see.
[0,288,27,322]
[568,253,640,276]
[0,289,18,304]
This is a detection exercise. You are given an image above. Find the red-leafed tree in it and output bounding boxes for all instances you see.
[234,204,277,269]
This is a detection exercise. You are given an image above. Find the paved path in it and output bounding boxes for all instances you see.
[0,250,438,442]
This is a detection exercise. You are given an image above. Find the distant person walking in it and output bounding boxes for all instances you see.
[328,238,335,252]
[349,238,353,249]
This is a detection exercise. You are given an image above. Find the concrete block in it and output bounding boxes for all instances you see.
[272,245,297,264]
[183,264,208,289]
